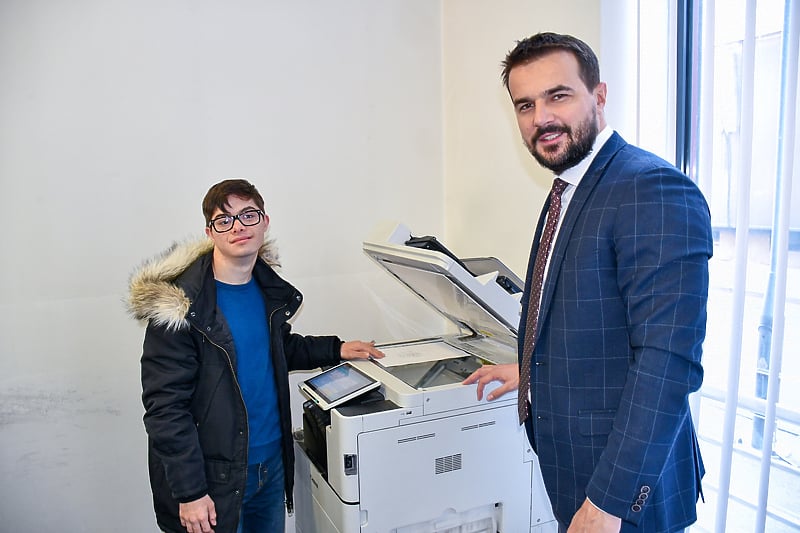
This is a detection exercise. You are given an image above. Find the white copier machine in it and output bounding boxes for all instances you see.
[294,223,557,533]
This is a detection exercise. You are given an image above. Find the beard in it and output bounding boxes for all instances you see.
[526,110,599,175]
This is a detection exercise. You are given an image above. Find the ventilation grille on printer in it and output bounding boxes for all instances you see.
[435,453,462,475]
[460,420,496,432]
[397,433,435,444]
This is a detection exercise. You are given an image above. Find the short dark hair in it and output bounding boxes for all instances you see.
[501,32,600,92]
[202,179,265,224]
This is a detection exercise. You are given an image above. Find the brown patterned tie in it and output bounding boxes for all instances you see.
[518,178,568,424]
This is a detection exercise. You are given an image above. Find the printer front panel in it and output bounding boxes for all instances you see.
[356,402,537,532]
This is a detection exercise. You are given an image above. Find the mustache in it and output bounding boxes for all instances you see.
[532,125,570,144]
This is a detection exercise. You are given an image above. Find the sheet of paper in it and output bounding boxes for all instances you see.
[376,340,468,367]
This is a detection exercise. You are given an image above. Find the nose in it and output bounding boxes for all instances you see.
[532,102,554,128]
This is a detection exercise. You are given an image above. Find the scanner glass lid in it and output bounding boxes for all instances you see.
[375,259,516,340]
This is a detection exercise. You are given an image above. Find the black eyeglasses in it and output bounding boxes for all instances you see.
[208,210,264,233]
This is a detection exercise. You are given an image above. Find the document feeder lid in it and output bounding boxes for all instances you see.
[362,223,522,344]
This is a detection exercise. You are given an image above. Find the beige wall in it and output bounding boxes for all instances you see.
[442,0,600,277]
[441,0,602,277]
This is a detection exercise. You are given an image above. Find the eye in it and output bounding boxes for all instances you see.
[240,211,259,222]
[214,216,233,227]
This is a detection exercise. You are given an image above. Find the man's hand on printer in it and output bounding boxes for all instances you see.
[340,340,385,361]
[462,363,519,401]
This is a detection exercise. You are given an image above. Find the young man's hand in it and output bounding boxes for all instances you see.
[341,340,384,360]
[179,494,217,533]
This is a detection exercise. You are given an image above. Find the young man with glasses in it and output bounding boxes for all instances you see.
[128,179,383,533]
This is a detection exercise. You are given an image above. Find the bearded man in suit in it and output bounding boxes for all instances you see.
[464,32,711,533]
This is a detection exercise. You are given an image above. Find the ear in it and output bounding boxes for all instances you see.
[594,82,607,110]
[263,213,270,229]
[205,226,212,238]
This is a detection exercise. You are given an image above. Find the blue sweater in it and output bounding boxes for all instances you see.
[216,279,280,463]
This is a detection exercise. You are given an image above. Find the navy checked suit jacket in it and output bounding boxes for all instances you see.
[519,132,712,532]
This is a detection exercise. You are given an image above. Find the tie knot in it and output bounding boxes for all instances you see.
[551,177,568,196]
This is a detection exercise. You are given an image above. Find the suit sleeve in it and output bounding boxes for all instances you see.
[584,163,713,520]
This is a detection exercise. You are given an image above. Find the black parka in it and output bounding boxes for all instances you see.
[129,238,341,533]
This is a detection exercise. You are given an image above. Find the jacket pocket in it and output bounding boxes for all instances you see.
[205,460,233,486]
[578,409,616,436]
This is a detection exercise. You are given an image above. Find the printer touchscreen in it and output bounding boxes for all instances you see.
[299,362,381,410]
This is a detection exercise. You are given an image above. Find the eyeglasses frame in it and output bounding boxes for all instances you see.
[207,209,265,233]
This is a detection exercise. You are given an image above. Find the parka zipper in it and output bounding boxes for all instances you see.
[267,298,296,516]
[192,322,250,518]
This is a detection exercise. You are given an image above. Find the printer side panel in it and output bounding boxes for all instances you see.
[294,440,361,533]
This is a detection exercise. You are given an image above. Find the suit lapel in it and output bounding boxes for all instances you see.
[535,133,628,338]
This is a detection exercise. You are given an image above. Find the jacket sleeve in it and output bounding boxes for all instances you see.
[278,321,342,372]
[141,322,208,503]
[585,163,712,521]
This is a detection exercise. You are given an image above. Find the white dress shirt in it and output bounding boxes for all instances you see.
[542,126,614,280]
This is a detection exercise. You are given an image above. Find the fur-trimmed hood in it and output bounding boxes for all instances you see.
[126,235,279,331]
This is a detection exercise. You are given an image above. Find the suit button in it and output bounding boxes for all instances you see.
[636,498,645,506]
[285,310,291,317]
[631,504,642,513]
[640,485,651,494]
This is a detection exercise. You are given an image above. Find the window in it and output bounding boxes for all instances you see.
[624,1,800,531]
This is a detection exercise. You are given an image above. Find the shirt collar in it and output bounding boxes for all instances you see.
[557,126,614,188]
